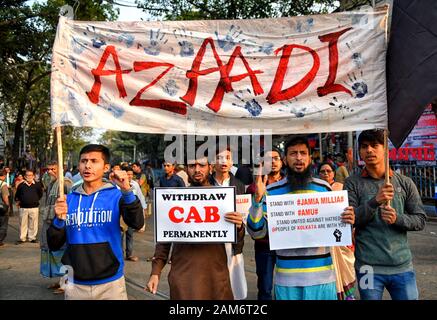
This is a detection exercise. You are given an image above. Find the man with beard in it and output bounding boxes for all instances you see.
[247,136,355,300]
[146,153,245,300]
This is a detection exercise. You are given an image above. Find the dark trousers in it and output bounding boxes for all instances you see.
[0,214,9,243]
[121,227,134,258]
[255,250,276,300]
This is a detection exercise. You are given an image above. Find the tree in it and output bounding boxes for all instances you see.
[0,0,118,168]
[138,0,340,20]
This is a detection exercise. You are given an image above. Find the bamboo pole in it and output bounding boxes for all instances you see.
[384,129,391,206]
[56,126,64,198]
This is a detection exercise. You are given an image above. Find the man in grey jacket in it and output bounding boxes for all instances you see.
[344,129,426,300]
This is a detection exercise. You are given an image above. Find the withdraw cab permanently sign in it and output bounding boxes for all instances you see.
[266,190,352,250]
[154,186,236,243]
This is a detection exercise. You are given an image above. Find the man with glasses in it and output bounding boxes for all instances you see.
[15,169,43,244]
[158,161,185,188]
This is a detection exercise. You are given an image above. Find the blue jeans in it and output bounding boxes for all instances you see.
[356,269,419,300]
[121,227,134,258]
[0,214,8,243]
[255,250,276,300]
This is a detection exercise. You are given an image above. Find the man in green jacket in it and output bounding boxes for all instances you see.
[344,129,426,300]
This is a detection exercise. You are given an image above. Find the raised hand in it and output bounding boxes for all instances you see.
[54,195,68,220]
[109,170,131,192]
[254,164,268,203]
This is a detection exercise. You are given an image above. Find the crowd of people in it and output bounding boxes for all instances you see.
[0,129,427,300]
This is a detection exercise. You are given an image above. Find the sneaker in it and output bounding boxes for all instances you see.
[126,256,139,262]
[15,240,26,245]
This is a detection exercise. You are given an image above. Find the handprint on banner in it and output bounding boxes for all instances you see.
[345,72,368,98]
[329,96,354,120]
[296,18,314,33]
[173,28,195,57]
[163,79,179,97]
[351,52,364,69]
[118,33,135,48]
[215,25,244,52]
[245,42,274,55]
[85,26,106,49]
[278,100,307,118]
[232,89,263,117]
[144,29,168,56]
[68,91,93,125]
[68,55,77,70]
[100,94,125,118]
[71,37,87,54]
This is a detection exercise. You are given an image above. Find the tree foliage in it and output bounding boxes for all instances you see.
[138,0,340,20]
[0,0,118,168]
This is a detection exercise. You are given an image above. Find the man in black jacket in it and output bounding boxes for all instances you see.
[15,169,43,244]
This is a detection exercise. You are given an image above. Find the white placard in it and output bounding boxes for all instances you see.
[266,190,352,250]
[236,194,252,235]
[154,187,236,243]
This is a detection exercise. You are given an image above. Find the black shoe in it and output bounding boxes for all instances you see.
[30,240,38,244]
[15,240,25,245]
[0,242,5,247]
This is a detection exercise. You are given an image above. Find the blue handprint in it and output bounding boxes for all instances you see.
[352,52,364,68]
[215,25,244,52]
[345,72,368,98]
[232,89,262,117]
[85,26,106,49]
[329,96,354,120]
[173,28,194,57]
[144,29,168,56]
[71,37,86,54]
[163,80,179,97]
[68,91,93,125]
[118,33,135,48]
[246,42,274,55]
[278,101,307,118]
[296,18,314,33]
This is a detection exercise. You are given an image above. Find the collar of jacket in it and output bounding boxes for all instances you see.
[361,167,394,178]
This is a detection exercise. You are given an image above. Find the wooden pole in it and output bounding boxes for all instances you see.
[56,126,64,198]
[384,129,391,206]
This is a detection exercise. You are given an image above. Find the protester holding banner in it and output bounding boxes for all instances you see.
[344,129,426,300]
[48,144,144,300]
[318,161,356,300]
[40,161,72,294]
[247,136,355,300]
[247,147,284,300]
[146,152,245,300]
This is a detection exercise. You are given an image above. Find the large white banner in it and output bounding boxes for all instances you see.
[51,8,388,135]
[154,187,236,243]
[266,191,352,250]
